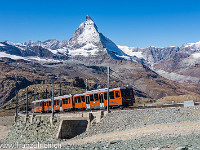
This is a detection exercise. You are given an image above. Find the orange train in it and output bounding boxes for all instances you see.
[32,87,135,113]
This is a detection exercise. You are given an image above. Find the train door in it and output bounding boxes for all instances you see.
[41,101,44,112]
[86,95,90,110]
[60,99,63,112]
[99,93,104,109]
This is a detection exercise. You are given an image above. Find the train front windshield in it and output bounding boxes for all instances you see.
[121,89,133,97]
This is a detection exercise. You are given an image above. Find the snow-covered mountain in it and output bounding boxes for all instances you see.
[0,15,199,84]
[117,45,180,65]
[117,41,200,84]
[182,41,200,51]
[67,15,129,59]
[0,15,130,60]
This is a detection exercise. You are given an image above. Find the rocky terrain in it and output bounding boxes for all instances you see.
[5,115,60,145]
[61,106,200,149]
[3,106,200,150]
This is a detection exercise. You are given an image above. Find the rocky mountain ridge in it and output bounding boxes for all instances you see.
[118,41,200,84]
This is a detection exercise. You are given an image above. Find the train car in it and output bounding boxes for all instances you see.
[108,87,135,107]
[43,99,52,112]
[32,87,135,113]
[32,100,41,113]
[73,93,86,110]
[32,99,48,113]
[53,97,60,112]
[61,94,73,111]
[85,87,134,109]
[85,90,101,110]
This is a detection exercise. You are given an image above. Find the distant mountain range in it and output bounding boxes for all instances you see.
[0,15,199,84]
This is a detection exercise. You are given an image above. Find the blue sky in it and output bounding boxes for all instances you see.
[0,0,200,48]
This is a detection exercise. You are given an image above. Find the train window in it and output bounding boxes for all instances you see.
[104,92,107,100]
[109,91,114,99]
[68,98,71,104]
[57,100,59,105]
[75,97,77,103]
[121,90,131,97]
[65,98,68,104]
[90,95,94,101]
[54,100,56,105]
[44,102,46,106]
[62,99,65,104]
[81,96,85,102]
[78,97,81,103]
[115,91,120,97]
[40,102,42,106]
[94,94,98,101]
[99,93,103,103]
[130,90,133,95]
[49,101,51,106]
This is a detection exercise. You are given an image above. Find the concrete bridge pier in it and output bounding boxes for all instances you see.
[56,111,105,139]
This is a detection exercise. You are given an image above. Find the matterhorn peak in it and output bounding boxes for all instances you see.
[85,15,93,21]
[69,15,101,48]
[68,16,129,59]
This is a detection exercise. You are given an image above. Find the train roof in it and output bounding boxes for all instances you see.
[85,87,133,94]
[59,94,72,98]
[73,93,86,96]
[32,94,72,103]
[32,98,51,103]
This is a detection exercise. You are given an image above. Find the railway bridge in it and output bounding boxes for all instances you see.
[18,110,106,139]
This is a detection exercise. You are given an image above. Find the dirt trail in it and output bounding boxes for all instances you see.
[62,120,200,145]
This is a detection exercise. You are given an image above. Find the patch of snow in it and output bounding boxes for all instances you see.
[68,47,101,56]
[117,45,144,58]
[0,43,5,47]
[182,41,200,49]
[77,19,100,45]
[82,43,98,50]
[47,49,58,54]
[116,55,131,60]
[26,56,60,62]
[192,52,200,59]
[15,45,26,51]
[0,52,24,59]
[4,41,15,46]
[56,48,67,54]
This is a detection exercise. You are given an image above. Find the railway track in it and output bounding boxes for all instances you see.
[26,102,200,115]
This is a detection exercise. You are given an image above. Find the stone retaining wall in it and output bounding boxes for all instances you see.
[4,111,105,145]
[5,114,60,144]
